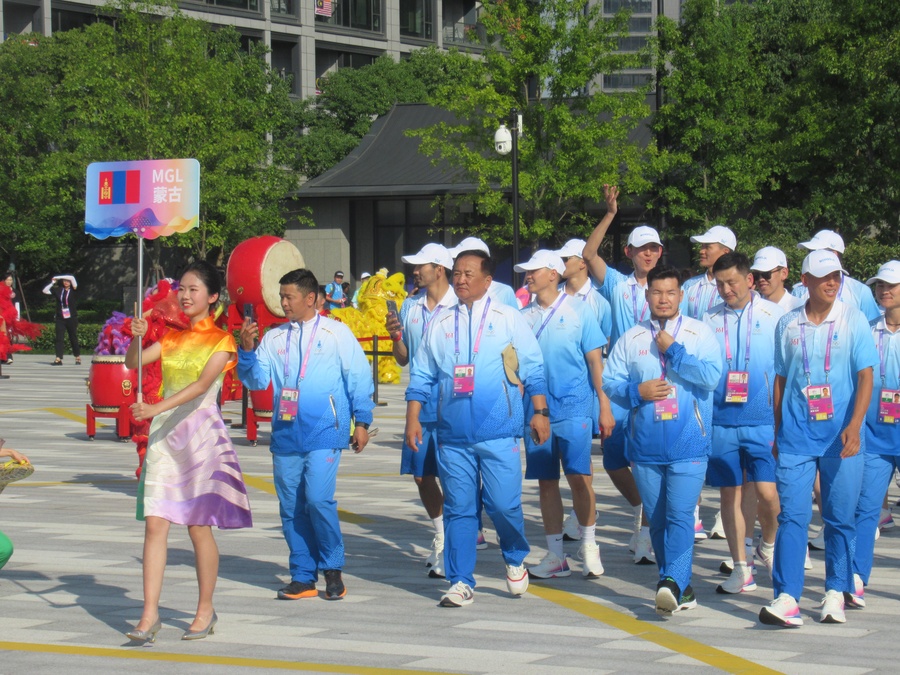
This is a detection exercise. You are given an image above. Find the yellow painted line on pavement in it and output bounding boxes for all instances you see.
[242,474,373,524]
[529,583,782,674]
[0,641,450,674]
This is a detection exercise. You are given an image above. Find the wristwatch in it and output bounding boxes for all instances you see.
[536,408,550,417]
[356,422,370,430]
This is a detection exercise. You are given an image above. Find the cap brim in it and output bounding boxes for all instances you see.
[866,274,900,286]
[750,263,779,272]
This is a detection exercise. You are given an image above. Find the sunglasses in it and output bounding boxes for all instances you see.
[752,267,783,281]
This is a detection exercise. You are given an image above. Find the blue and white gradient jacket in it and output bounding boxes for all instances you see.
[603,314,723,464]
[406,295,548,446]
[791,275,882,322]
[238,316,374,454]
[702,293,785,428]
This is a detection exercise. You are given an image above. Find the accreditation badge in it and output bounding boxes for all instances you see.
[452,364,475,398]
[654,384,679,422]
[878,388,900,424]
[277,387,299,422]
[724,371,749,403]
[62,307,71,319]
[805,384,834,422]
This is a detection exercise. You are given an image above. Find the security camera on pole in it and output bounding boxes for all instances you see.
[494,110,524,288]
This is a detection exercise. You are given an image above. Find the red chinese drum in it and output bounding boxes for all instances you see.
[88,356,137,413]
[226,236,305,318]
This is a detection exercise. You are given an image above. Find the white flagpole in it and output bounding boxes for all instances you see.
[136,237,144,401]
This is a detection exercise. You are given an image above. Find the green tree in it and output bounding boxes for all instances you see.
[0,0,300,283]
[412,0,652,248]
[295,47,479,178]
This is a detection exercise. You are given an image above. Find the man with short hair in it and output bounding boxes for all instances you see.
[238,269,374,601]
[555,238,613,340]
[405,250,550,607]
[791,230,881,321]
[604,264,723,616]
[582,185,662,564]
[516,250,608,579]
[751,247,803,312]
[387,244,457,577]
[681,225,737,320]
[702,252,784,595]
[759,250,877,627]
[325,271,346,310]
[448,237,521,309]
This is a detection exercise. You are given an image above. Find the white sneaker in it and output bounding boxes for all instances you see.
[759,593,803,627]
[820,589,846,623]
[527,552,571,579]
[580,542,604,578]
[428,559,445,579]
[694,514,708,540]
[716,565,757,594]
[880,508,895,531]
[634,530,655,565]
[562,512,580,541]
[710,510,726,539]
[439,581,474,607]
[804,548,813,570]
[476,529,488,550]
[844,573,866,609]
[506,564,529,596]
[809,527,825,550]
[425,533,444,568]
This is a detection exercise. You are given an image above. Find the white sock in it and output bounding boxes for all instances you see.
[760,540,774,553]
[580,523,596,546]
[433,518,444,536]
[639,525,650,537]
[632,503,642,527]
[694,504,700,521]
[546,534,564,560]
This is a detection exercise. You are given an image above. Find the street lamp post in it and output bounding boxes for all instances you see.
[494,109,522,288]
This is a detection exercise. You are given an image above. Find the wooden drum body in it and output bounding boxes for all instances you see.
[88,356,137,413]
[226,236,305,325]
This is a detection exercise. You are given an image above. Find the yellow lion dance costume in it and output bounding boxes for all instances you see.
[331,268,407,383]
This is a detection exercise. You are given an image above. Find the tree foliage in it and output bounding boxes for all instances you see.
[654,0,900,278]
[294,47,480,179]
[0,0,300,283]
[412,0,652,248]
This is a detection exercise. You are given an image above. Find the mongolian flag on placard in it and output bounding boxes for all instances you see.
[98,170,141,205]
[315,0,332,17]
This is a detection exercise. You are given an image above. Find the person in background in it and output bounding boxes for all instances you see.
[43,274,81,366]
[325,271,346,310]
[751,247,804,312]
[0,271,42,365]
[352,272,371,309]
[448,238,521,309]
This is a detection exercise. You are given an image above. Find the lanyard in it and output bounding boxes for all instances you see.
[62,289,69,308]
[724,302,753,370]
[649,316,683,380]
[691,280,716,317]
[630,281,648,323]
[535,293,567,339]
[283,317,321,384]
[421,302,444,336]
[878,328,898,386]
[454,298,491,362]
[800,319,835,385]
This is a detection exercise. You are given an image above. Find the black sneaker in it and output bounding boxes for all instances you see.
[324,569,346,600]
[677,585,698,612]
[277,580,317,600]
[655,577,681,615]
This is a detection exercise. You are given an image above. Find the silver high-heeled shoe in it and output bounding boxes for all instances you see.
[181,612,217,640]
[125,618,162,643]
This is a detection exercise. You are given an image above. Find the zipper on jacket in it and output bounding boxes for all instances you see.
[764,371,772,407]
[502,381,512,417]
[693,400,706,437]
[329,395,339,429]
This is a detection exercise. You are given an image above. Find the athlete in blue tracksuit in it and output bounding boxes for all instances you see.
[582,186,665,562]
[760,250,878,628]
[853,262,900,607]
[604,264,722,615]
[517,250,608,579]
[680,225,736,320]
[238,269,374,601]
[702,252,785,594]
[405,250,549,607]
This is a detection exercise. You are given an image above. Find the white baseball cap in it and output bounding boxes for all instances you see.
[801,250,847,277]
[690,225,737,251]
[866,260,900,286]
[401,243,453,270]
[359,272,371,280]
[626,225,662,248]
[751,246,788,272]
[514,250,566,275]
[555,239,586,259]
[448,237,491,259]
[797,229,845,254]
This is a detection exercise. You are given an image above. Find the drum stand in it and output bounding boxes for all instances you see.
[86,403,133,441]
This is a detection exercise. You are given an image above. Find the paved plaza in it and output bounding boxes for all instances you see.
[1,352,899,674]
